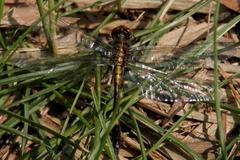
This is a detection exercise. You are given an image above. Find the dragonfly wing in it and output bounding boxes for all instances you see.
[55,19,115,58]
[125,63,213,102]
[75,32,115,58]
[8,54,110,84]
[129,42,240,72]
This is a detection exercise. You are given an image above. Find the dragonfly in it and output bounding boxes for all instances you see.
[7,24,216,155]
[5,23,236,158]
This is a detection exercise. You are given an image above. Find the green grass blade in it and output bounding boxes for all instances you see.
[128,109,147,160]
[129,110,203,160]
[21,88,31,156]
[0,0,66,70]
[0,108,80,149]
[213,0,227,158]
[4,81,68,108]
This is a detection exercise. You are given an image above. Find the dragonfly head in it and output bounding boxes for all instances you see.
[111,25,133,40]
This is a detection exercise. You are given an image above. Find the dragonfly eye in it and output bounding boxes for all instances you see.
[111,26,132,40]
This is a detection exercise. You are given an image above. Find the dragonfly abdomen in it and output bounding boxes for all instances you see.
[113,44,128,98]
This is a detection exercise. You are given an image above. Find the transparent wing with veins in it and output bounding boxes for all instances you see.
[125,62,213,102]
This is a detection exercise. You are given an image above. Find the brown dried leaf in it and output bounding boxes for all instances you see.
[219,66,240,107]
[146,22,210,62]
[2,2,39,27]
[221,0,240,12]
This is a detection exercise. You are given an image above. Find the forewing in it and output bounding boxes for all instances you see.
[129,42,240,70]
[74,31,115,58]
[55,19,116,58]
